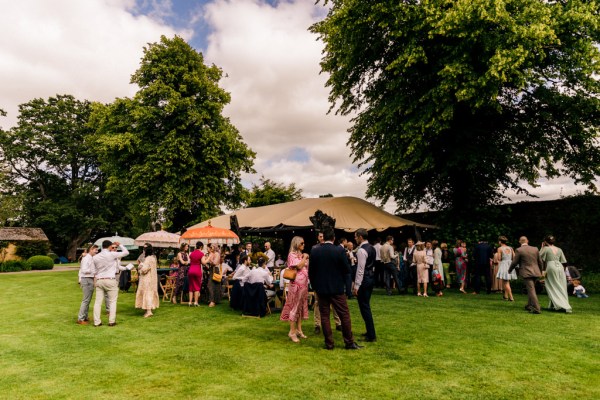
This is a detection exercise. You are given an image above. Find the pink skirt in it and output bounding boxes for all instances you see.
[187,265,203,292]
[280,283,308,322]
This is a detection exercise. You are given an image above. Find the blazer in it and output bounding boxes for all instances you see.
[509,244,542,279]
[309,242,351,295]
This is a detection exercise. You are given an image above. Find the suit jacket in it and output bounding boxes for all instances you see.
[473,242,493,268]
[309,242,351,295]
[510,244,542,279]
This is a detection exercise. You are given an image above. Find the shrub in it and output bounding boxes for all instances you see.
[0,260,31,273]
[582,272,600,294]
[27,255,54,270]
[15,241,51,260]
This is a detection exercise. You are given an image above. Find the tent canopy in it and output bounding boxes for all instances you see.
[188,196,436,233]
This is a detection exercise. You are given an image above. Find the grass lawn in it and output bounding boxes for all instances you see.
[0,270,598,400]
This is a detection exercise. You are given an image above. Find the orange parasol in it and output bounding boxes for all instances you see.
[179,221,239,246]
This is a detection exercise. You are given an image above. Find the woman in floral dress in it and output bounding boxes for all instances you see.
[453,240,468,293]
[280,236,309,343]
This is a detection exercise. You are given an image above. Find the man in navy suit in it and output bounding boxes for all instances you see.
[309,227,361,350]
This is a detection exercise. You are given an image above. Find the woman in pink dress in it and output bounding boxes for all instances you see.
[280,236,309,343]
[187,241,204,307]
[453,240,469,294]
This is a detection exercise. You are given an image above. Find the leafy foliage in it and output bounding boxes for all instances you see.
[312,0,600,212]
[245,176,302,208]
[0,95,127,259]
[92,36,255,232]
[27,255,54,270]
[14,240,51,260]
[0,260,30,272]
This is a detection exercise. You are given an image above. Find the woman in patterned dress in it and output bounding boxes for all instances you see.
[135,244,159,318]
[453,240,468,293]
[280,236,309,343]
[172,243,190,304]
[496,236,517,301]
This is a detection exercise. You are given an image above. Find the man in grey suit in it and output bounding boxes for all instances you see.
[509,236,543,314]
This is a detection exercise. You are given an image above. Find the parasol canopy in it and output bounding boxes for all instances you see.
[180,221,239,246]
[94,234,137,250]
[134,230,181,248]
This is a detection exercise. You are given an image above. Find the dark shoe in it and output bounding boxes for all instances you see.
[345,342,363,350]
[76,320,88,325]
[524,305,533,311]
[364,337,377,342]
[336,325,342,331]
[323,345,334,350]
[529,309,541,314]
[314,326,321,335]
[108,322,117,326]
[83,318,89,322]
[94,323,102,327]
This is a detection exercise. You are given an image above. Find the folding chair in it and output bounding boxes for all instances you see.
[161,275,177,302]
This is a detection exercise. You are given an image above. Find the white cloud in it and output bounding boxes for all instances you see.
[202,0,363,199]
[0,0,185,129]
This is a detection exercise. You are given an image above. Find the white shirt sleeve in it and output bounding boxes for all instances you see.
[355,246,367,289]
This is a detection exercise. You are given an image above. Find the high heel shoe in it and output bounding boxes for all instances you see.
[297,331,307,339]
[509,298,514,302]
[193,303,199,307]
[459,289,467,294]
[288,333,300,343]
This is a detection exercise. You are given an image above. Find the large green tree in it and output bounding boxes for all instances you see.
[245,176,303,208]
[92,35,255,231]
[312,0,600,213]
[0,95,126,259]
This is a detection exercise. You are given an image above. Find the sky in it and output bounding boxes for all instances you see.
[0,0,590,213]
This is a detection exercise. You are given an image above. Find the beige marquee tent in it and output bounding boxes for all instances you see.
[188,196,435,233]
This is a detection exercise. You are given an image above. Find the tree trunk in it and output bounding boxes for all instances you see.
[67,229,92,262]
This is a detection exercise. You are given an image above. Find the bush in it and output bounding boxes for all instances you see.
[15,241,51,260]
[582,272,600,294]
[0,260,31,273]
[27,255,54,270]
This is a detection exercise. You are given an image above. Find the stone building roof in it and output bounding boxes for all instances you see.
[0,227,49,241]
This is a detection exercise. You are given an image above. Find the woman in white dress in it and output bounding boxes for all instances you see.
[496,236,517,302]
[135,244,159,318]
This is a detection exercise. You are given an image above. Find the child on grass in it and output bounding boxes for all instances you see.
[572,280,589,298]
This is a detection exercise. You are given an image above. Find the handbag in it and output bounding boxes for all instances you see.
[283,267,297,281]
[212,264,223,283]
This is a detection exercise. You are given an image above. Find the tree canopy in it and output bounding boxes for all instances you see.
[311,0,600,212]
[244,176,303,208]
[92,35,255,231]
[0,95,124,259]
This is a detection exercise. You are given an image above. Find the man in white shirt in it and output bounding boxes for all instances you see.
[264,241,276,271]
[353,229,377,342]
[92,240,129,327]
[232,255,251,286]
[77,245,99,325]
[374,237,384,288]
[246,262,274,289]
[381,236,402,296]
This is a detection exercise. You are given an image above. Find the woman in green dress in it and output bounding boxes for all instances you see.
[540,236,572,313]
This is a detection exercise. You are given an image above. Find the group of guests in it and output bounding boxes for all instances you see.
[78,231,582,349]
[77,240,158,326]
[170,241,279,308]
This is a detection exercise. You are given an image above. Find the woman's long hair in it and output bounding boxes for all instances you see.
[289,236,304,254]
[144,243,154,257]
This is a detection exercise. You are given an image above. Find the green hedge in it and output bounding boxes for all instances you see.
[27,255,54,270]
[0,260,31,272]
[15,241,51,260]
